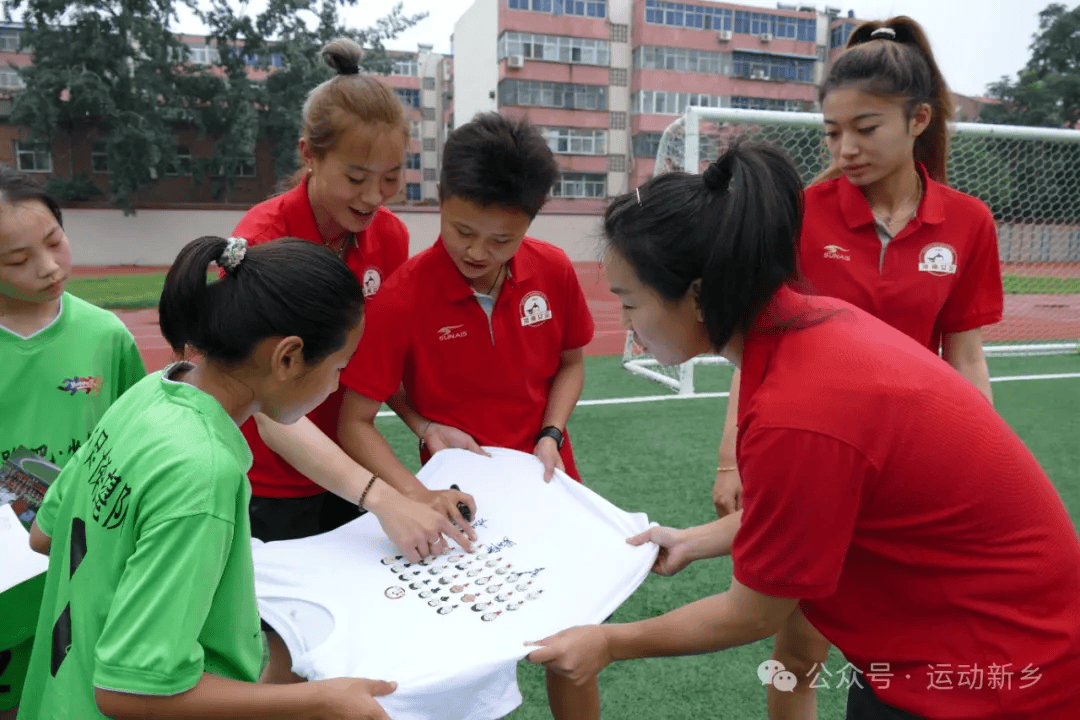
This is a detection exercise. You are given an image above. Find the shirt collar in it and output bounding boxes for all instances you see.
[280,175,325,243]
[836,162,945,230]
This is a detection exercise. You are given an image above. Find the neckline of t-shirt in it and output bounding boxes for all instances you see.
[0,295,65,341]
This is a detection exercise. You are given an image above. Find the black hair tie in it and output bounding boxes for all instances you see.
[703,159,734,194]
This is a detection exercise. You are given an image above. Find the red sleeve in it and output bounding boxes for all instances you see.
[733,427,874,599]
[559,258,594,351]
[937,203,1004,334]
[339,288,410,403]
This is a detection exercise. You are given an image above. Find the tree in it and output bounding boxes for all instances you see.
[2,0,425,212]
[981,3,1080,128]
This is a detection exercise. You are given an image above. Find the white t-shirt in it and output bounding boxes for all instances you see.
[253,447,657,720]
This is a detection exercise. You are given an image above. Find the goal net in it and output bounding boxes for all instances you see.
[625,107,1080,394]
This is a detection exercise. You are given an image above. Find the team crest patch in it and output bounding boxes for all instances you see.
[362,267,382,297]
[520,292,553,327]
[918,244,958,276]
[58,376,103,396]
[823,244,851,261]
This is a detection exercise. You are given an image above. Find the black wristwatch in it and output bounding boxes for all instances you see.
[535,425,564,450]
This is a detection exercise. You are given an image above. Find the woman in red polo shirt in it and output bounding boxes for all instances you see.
[711,20,1006,716]
[527,141,1080,720]
[336,113,598,719]
[232,40,469,551]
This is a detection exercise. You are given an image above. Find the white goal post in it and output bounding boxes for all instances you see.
[624,107,1080,395]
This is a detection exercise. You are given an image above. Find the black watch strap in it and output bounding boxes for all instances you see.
[535,425,564,450]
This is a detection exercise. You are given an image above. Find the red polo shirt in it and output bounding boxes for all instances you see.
[732,286,1080,719]
[340,237,594,481]
[233,178,409,497]
[799,164,1003,354]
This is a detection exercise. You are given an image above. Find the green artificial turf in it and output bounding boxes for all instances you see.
[1001,275,1080,294]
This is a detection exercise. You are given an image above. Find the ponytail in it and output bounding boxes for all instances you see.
[604,140,803,351]
[159,236,365,365]
[816,15,952,184]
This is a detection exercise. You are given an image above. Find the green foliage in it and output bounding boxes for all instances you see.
[982,3,1080,128]
[1,0,425,211]
[44,172,103,202]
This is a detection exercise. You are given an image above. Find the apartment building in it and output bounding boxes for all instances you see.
[453,1,866,205]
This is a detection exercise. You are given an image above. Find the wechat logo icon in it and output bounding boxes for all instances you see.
[758,660,798,693]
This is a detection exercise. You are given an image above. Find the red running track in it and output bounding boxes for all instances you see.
[98,263,1080,372]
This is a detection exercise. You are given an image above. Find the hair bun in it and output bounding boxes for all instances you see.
[325,52,360,75]
[703,158,734,194]
[320,38,364,76]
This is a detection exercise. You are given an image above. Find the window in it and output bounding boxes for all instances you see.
[238,156,256,177]
[831,23,854,48]
[542,128,606,155]
[609,111,626,129]
[609,67,627,86]
[645,0,731,31]
[15,141,51,173]
[422,107,435,120]
[406,153,422,170]
[633,90,722,115]
[165,146,192,176]
[610,23,628,43]
[507,0,605,19]
[423,77,435,90]
[730,96,806,112]
[187,45,220,64]
[423,168,437,181]
[553,172,606,198]
[423,137,437,151]
[0,29,20,52]
[91,141,109,174]
[0,68,23,88]
[732,52,815,82]
[392,58,419,76]
[498,32,610,66]
[499,80,607,111]
[395,88,420,109]
[411,120,421,138]
[406,183,422,201]
[632,133,662,158]
[734,11,775,35]
[634,46,730,75]
[607,154,625,172]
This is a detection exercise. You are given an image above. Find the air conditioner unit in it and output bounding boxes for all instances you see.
[507,54,525,68]
[716,29,733,42]
[751,68,768,79]
[759,32,773,43]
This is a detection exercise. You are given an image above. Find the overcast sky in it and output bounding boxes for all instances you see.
[175,0,1051,97]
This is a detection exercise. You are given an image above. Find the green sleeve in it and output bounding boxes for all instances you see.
[117,330,147,395]
[35,463,72,538]
[92,513,234,696]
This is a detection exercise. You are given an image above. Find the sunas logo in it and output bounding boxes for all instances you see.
[438,324,467,341]
[918,243,958,276]
[520,292,553,327]
[823,245,851,261]
[58,376,103,396]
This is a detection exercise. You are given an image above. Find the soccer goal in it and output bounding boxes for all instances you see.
[624,107,1080,395]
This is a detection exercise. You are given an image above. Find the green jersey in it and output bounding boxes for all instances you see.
[18,364,264,720]
[0,293,145,710]
[0,292,146,466]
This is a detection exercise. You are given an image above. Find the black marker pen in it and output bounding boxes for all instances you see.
[450,484,472,523]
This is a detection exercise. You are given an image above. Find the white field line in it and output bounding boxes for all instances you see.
[373,371,1080,418]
